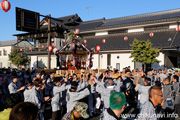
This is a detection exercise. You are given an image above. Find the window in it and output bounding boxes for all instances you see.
[3,50,7,56]
[0,51,1,56]
[8,62,11,67]
[144,25,169,31]
[116,63,120,70]
[81,33,95,37]
[108,29,128,34]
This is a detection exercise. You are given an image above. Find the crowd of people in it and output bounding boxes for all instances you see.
[0,66,180,120]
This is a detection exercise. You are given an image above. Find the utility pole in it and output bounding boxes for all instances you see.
[48,14,51,69]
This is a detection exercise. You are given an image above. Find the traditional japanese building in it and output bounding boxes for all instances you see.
[0,40,33,68]
[14,8,180,70]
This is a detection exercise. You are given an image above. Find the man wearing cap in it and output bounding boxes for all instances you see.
[100,92,126,120]
[8,75,25,94]
[62,102,89,120]
[51,76,67,120]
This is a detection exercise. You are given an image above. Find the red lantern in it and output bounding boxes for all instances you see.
[75,28,79,34]
[176,26,179,32]
[3,48,5,51]
[102,39,106,43]
[52,43,55,46]
[149,32,154,37]
[84,40,87,44]
[29,47,32,51]
[124,36,128,41]
[96,45,100,52]
[20,48,23,52]
[1,0,11,12]
[11,48,12,52]
[42,45,45,48]
[48,46,53,52]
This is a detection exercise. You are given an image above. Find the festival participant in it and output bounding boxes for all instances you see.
[100,92,126,120]
[9,102,38,120]
[66,81,90,112]
[45,73,54,96]
[8,75,25,94]
[62,102,89,120]
[51,76,67,120]
[172,75,180,119]
[0,93,21,120]
[96,76,122,109]
[138,86,163,120]
[135,73,151,107]
[161,78,175,118]
[24,81,33,101]
[28,79,50,120]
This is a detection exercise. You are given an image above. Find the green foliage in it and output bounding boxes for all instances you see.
[129,39,161,64]
[8,49,30,68]
[66,30,83,43]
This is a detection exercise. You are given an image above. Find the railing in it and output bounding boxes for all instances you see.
[12,44,49,52]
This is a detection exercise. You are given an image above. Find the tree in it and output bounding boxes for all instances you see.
[129,39,161,71]
[8,49,30,68]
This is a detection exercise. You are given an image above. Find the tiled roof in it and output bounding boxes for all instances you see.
[97,9,180,29]
[74,18,105,32]
[84,29,179,51]
[0,40,17,47]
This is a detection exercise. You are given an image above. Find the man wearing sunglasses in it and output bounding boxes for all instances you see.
[138,86,163,120]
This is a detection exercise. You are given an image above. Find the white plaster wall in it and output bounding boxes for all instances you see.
[51,56,57,69]
[169,24,178,29]
[111,53,134,71]
[0,46,14,68]
[128,28,144,33]
[35,55,57,69]
[101,54,107,69]
[92,54,99,69]
[31,56,38,69]
[152,52,164,70]
[38,56,48,68]
[95,32,108,36]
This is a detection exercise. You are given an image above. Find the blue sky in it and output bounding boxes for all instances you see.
[0,0,180,41]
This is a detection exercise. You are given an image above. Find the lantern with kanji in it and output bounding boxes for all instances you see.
[1,0,11,12]
[52,43,55,47]
[102,39,106,43]
[84,40,87,44]
[149,32,154,37]
[42,45,45,48]
[48,46,53,52]
[75,28,79,34]
[176,26,179,32]
[96,45,100,52]
[124,36,128,41]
